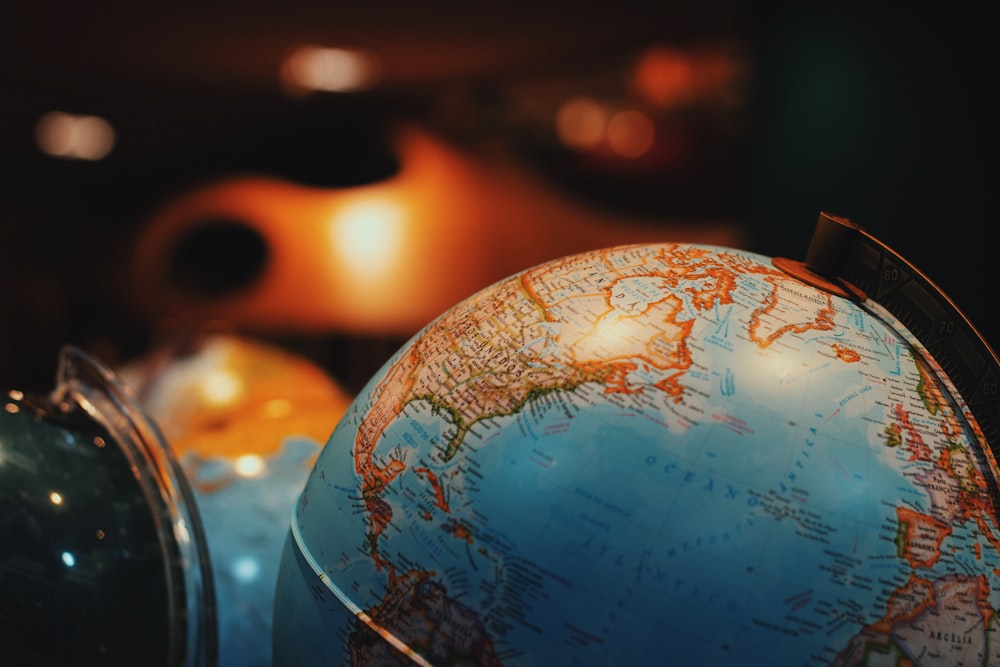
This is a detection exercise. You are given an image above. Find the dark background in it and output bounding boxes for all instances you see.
[0,2,993,395]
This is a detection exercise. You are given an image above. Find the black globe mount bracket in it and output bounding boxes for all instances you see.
[774,211,1000,454]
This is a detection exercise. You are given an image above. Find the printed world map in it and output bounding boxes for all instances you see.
[275,243,1000,666]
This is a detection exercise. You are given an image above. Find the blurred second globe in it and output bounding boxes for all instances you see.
[120,331,352,667]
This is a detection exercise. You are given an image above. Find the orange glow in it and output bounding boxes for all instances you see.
[555,97,607,149]
[119,334,352,461]
[607,110,655,158]
[234,454,265,477]
[324,196,414,323]
[35,111,115,160]
[280,45,380,93]
[263,398,293,419]
[128,126,747,336]
[330,198,406,279]
[632,43,748,110]
[200,369,242,406]
[632,46,696,108]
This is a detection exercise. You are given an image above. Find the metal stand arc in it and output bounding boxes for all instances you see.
[774,211,1000,456]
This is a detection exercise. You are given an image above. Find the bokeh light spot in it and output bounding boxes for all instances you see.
[330,198,405,280]
[607,110,655,158]
[281,45,381,93]
[555,97,607,149]
[35,110,115,160]
[201,370,242,406]
[235,454,266,478]
[232,556,261,582]
[632,46,696,108]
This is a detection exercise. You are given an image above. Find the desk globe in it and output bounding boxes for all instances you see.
[120,332,351,667]
[273,215,1000,666]
[0,347,215,666]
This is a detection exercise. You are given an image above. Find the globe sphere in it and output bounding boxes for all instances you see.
[120,332,352,667]
[0,346,215,666]
[273,242,999,666]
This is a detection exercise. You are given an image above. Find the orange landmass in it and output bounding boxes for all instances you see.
[351,244,855,572]
[832,343,861,362]
[870,571,937,634]
[415,466,451,513]
[894,404,932,462]
[896,506,951,569]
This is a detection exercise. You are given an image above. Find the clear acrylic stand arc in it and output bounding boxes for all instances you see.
[50,345,219,667]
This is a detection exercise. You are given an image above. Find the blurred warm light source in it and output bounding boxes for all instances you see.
[35,110,115,160]
[234,454,265,478]
[632,43,747,110]
[200,369,242,406]
[607,110,655,158]
[280,44,380,94]
[330,197,406,280]
[127,126,748,336]
[632,46,696,108]
[555,97,608,150]
[555,99,655,159]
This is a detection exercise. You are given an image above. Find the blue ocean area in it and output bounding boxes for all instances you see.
[282,245,1000,665]
[299,377,927,664]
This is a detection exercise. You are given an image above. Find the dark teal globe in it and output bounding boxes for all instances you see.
[0,347,215,666]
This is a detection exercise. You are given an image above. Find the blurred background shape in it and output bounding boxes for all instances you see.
[0,2,991,394]
[125,124,746,338]
[119,329,352,667]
